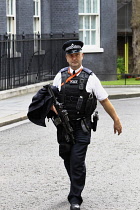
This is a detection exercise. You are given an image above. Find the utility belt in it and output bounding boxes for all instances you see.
[80,117,91,134]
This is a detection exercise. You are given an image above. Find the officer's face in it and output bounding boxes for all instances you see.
[66,52,84,70]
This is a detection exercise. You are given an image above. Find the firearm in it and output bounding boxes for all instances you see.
[47,84,75,144]
[92,111,99,132]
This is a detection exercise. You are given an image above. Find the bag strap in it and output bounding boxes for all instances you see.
[61,68,82,86]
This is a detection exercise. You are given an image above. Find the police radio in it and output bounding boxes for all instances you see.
[92,111,99,132]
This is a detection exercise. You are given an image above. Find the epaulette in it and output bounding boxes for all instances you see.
[59,67,69,73]
[83,67,93,75]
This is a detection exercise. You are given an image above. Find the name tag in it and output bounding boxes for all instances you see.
[70,80,78,84]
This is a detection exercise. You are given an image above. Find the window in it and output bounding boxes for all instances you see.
[6,0,20,57]
[79,0,103,52]
[33,0,41,51]
[6,0,16,35]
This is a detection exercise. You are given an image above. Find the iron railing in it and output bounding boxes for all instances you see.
[0,33,140,91]
[0,32,78,91]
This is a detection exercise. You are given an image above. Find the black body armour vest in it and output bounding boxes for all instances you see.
[58,67,97,120]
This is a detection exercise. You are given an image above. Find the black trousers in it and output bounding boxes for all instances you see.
[61,120,91,205]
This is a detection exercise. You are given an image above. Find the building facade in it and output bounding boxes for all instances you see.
[0,0,117,90]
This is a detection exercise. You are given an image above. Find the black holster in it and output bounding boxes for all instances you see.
[91,111,99,132]
[81,117,91,134]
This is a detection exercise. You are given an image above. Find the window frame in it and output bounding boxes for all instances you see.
[6,0,21,57]
[79,0,104,53]
[33,0,41,51]
[6,0,16,35]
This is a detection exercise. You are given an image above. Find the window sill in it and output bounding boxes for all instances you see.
[34,49,45,55]
[82,45,104,53]
[9,51,21,58]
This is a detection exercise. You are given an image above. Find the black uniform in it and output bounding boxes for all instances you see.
[27,67,97,205]
[57,67,97,205]
[28,40,98,208]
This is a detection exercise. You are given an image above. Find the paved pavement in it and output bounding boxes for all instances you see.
[0,82,140,127]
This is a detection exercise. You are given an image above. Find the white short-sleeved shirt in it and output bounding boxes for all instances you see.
[53,66,108,101]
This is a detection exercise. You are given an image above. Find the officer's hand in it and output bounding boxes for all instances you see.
[51,105,58,115]
[114,119,122,135]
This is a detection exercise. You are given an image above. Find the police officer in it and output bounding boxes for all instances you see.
[51,40,122,210]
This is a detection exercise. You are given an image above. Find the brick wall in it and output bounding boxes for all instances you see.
[41,0,51,34]
[0,0,6,34]
[16,0,33,34]
[50,0,79,34]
